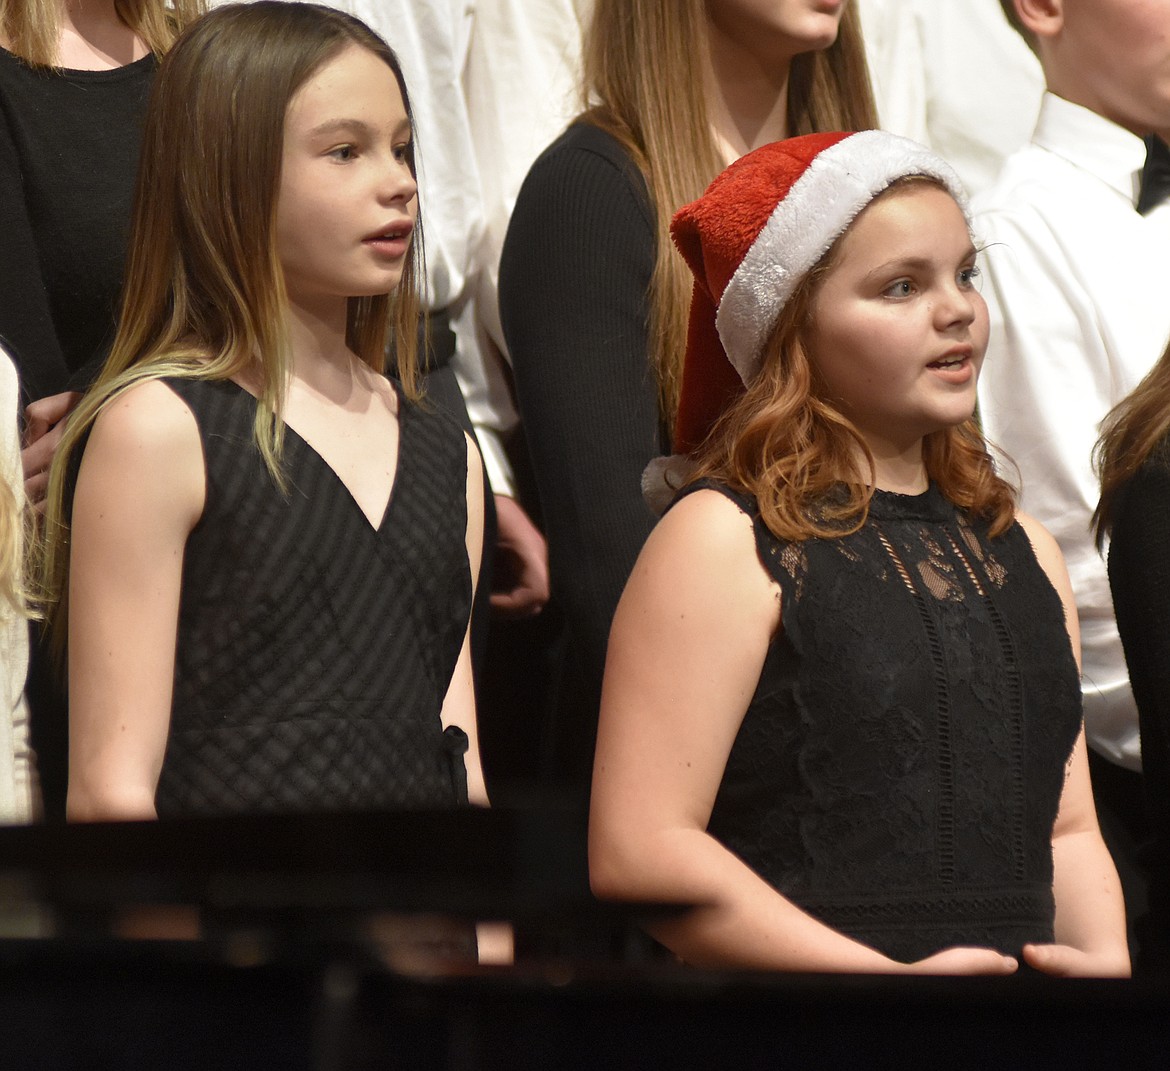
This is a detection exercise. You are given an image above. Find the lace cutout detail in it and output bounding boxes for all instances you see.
[958,516,1007,588]
[773,542,809,602]
[941,527,1028,882]
[874,525,958,885]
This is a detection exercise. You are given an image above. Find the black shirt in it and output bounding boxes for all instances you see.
[0,47,155,403]
[500,122,664,794]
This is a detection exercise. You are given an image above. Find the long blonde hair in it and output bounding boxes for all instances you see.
[0,0,204,68]
[1094,335,1170,547]
[0,479,26,616]
[40,1,426,643]
[0,353,30,618]
[581,0,877,430]
[691,179,1017,542]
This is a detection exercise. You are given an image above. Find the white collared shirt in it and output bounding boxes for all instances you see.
[858,0,1044,200]
[975,92,1170,770]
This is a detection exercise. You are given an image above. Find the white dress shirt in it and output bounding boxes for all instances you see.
[858,0,1044,200]
[463,0,591,360]
[975,93,1170,770]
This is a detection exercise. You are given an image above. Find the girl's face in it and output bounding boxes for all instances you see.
[806,183,988,455]
[706,0,845,57]
[276,45,417,314]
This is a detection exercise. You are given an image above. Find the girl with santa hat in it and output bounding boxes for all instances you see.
[589,130,1129,977]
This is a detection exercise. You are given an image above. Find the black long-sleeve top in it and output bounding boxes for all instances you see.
[499,122,667,792]
[1108,442,1170,859]
[0,47,154,404]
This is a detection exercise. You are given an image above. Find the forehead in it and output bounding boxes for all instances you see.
[285,44,405,130]
[830,184,970,266]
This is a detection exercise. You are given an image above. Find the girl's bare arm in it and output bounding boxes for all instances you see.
[66,380,204,821]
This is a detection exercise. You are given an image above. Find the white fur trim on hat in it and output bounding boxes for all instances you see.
[716,130,968,384]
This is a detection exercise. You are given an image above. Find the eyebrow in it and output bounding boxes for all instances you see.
[307,117,412,139]
[862,246,979,281]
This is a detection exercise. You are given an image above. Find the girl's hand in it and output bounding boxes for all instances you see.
[1022,943,1131,978]
[901,947,1019,975]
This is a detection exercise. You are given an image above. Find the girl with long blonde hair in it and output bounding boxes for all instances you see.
[498,0,877,797]
[591,132,1128,975]
[42,1,487,821]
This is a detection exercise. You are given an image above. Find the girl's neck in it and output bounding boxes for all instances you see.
[284,297,366,396]
[59,0,148,70]
[703,19,792,166]
[863,441,930,497]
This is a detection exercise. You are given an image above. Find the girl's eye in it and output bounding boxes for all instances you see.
[958,264,981,288]
[393,142,412,163]
[329,144,357,161]
[883,279,914,298]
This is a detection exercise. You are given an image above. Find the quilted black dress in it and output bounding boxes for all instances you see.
[153,377,472,816]
[683,481,1083,962]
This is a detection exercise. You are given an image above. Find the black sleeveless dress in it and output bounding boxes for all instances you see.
[682,481,1083,962]
[152,377,472,817]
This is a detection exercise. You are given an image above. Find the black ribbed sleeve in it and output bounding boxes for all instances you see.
[1108,447,1170,856]
[499,123,665,790]
[0,49,153,402]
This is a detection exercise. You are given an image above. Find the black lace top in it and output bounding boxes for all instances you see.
[686,481,1083,962]
[153,378,472,817]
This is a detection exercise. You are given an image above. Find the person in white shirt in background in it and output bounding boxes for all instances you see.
[973,0,1170,973]
[857,0,1043,200]
[464,0,593,376]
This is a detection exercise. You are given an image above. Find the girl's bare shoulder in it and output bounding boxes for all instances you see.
[88,378,201,453]
[80,378,206,526]
[633,485,780,620]
[650,486,762,562]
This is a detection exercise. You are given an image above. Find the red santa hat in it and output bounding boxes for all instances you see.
[643,130,967,512]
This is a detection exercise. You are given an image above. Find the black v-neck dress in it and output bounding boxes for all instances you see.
[153,377,472,817]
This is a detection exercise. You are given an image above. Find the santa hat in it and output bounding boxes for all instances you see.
[643,130,967,512]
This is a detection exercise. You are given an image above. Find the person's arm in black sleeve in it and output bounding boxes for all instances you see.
[0,106,70,405]
[500,127,660,750]
[1108,458,1170,869]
